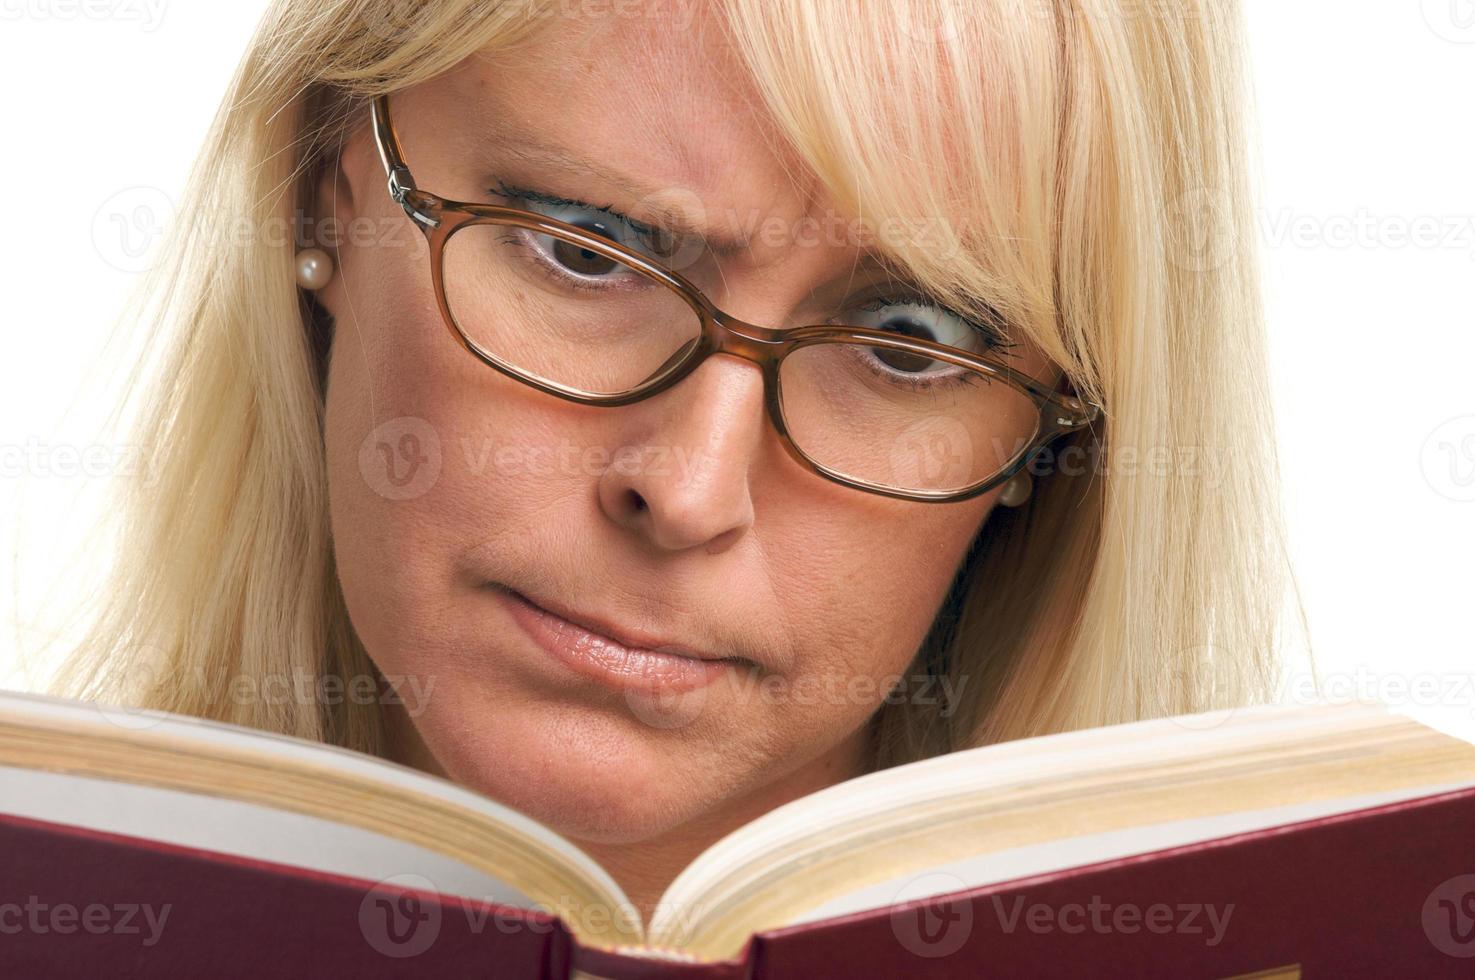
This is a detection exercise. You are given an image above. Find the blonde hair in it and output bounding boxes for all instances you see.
[52,0,1299,772]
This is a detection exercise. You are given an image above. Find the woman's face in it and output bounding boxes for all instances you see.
[316,11,1049,847]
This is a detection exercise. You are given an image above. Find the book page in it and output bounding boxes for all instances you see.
[0,764,535,907]
[0,690,643,946]
[651,702,1475,957]
[788,780,1475,925]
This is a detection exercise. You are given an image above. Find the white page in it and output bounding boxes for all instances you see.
[0,764,534,908]
[792,780,1475,925]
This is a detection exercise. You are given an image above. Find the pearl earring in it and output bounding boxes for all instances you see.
[295,247,335,291]
[998,471,1032,508]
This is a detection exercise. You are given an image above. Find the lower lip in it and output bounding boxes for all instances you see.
[496,587,737,694]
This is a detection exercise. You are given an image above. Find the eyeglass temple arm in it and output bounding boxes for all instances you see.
[370,94,440,230]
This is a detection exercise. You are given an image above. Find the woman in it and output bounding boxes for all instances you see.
[57,0,1294,917]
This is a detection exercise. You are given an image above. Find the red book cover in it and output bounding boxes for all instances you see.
[5,784,1475,978]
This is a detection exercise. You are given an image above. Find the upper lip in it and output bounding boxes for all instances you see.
[499,584,744,664]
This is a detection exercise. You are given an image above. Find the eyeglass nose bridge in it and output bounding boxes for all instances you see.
[703,307,793,370]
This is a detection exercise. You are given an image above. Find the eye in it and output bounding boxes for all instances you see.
[838,296,1015,373]
[490,181,683,280]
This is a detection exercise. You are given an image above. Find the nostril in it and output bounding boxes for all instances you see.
[626,488,648,514]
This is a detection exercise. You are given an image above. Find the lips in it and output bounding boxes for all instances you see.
[511,585,721,661]
[490,583,750,694]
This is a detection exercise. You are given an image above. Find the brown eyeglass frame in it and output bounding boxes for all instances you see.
[367,92,1101,504]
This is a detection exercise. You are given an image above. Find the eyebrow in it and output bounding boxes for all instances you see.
[488,142,762,260]
[491,177,749,259]
[477,148,1021,349]
[487,138,892,271]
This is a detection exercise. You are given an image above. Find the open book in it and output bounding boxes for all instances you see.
[4,689,1475,977]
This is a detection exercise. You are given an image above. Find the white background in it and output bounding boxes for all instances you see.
[2,2,1472,734]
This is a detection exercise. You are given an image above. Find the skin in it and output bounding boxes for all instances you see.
[312,10,1056,920]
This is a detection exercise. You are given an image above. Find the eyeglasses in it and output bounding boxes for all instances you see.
[368,93,1100,503]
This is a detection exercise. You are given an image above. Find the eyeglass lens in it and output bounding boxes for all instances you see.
[440,222,1041,495]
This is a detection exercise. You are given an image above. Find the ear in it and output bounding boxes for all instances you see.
[306,144,356,326]
[299,117,376,390]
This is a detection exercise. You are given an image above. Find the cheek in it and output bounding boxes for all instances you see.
[323,275,443,680]
[321,250,562,679]
[320,198,627,672]
[792,502,989,684]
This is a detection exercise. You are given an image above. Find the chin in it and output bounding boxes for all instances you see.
[415,691,737,844]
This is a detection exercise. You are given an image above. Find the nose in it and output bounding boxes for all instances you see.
[596,353,764,554]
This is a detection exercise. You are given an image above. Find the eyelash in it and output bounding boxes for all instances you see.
[852,296,1016,356]
[858,350,991,393]
[489,181,1019,356]
[493,230,648,296]
[492,180,668,254]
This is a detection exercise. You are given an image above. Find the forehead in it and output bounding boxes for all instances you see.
[423,9,836,256]
[382,13,1058,383]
